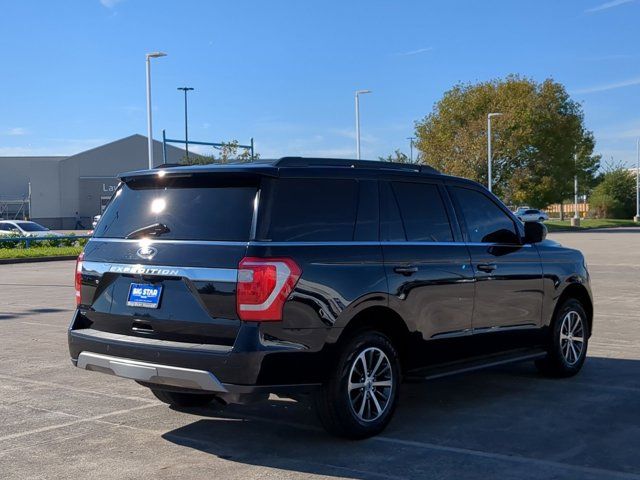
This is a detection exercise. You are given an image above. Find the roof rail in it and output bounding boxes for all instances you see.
[275,157,439,174]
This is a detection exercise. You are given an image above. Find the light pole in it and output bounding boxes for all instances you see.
[487,112,503,192]
[635,138,640,222]
[572,153,581,227]
[355,89,371,160]
[177,87,194,158]
[407,137,415,163]
[146,51,167,169]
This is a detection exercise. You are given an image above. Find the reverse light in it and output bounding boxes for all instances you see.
[75,252,84,306]
[236,257,301,321]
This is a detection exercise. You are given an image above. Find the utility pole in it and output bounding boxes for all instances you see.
[407,137,415,163]
[487,113,503,192]
[177,87,194,158]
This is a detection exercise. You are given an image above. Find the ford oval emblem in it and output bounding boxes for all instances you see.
[136,245,157,260]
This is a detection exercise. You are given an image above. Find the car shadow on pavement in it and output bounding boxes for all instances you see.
[162,357,640,479]
[0,307,68,321]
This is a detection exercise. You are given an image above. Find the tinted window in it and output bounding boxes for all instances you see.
[452,187,519,244]
[391,182,453,242]
[94,176,257,241]
[380,182,405,241]
[261,178,358,241]
[0,224,10,231]
[525,209,539,214]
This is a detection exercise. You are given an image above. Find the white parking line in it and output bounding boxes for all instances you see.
[0,373,157,403]
[0,403,159,444]
[20,321,62,328]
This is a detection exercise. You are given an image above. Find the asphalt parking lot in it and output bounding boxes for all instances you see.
[1,229,639,479]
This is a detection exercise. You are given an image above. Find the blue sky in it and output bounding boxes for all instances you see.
[1,0,639,166]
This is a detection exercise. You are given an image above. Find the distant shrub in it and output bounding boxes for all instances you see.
[589,167,636,219]
[0,232,25,248]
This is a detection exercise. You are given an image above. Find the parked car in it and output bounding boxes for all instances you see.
[69,158,593,439]
[514,208,549,222]
[92,215,101,229]
[0,220,63,237]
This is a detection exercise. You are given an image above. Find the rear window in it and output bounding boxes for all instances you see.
[93,176,257,241]
[258,178,358,242]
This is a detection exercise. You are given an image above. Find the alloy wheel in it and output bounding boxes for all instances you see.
[347,347,394,422]
[560,310,585,366]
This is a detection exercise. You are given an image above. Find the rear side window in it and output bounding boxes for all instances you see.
[259,178,358,242]
[451,187,519,244]
[93,176,257,241]
[390,182,454,242]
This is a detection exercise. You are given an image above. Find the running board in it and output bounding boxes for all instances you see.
[405,349,547,382]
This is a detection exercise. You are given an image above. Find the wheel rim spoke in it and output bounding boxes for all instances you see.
[370,391,383,416]
[358,391,367,417]
[372,380,392,387]
[371,352,385,376]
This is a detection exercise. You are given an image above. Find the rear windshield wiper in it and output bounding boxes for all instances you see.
[125,222,170,239]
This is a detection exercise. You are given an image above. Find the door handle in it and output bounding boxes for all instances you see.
[477,263,497,273]
[394,265,418,276]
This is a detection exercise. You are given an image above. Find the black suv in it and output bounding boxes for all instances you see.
[69,158,593,438]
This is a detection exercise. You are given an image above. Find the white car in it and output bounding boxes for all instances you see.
[0,220,64,237]
[514,208,549,223]
[92,215,101,229]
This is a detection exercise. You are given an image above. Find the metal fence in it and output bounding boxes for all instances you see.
[0,235,91,248]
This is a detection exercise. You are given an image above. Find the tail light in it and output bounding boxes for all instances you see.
[237,257,301,321]
[75,252,84,306]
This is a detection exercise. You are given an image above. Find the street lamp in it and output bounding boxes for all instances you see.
[145,51,167,169]
[177,87,194,158]
[487,112,503,192]
[355,89,371,160]
[572,153,581,227]
[407,137,415,163]
[635,138,640,223]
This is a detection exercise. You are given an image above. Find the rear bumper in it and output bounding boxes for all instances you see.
[68,311,327,394]
[75,351,228,392]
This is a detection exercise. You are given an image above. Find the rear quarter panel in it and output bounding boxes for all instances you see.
[245,243,388,350]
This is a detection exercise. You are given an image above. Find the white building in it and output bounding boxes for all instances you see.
[0,134,186,228]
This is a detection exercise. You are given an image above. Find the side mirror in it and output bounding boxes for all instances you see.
[523,221,547,244]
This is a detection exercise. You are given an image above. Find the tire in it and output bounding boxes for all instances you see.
[314,330,401,439]
[150,388,218,408]
[535,298,589,377]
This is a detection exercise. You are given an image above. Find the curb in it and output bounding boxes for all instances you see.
[0,255,78,265]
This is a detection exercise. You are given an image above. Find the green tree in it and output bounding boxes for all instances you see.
[589,164,636,218]
[414,75,600,209]
[378,149,412,163]
[180,140,259,165]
